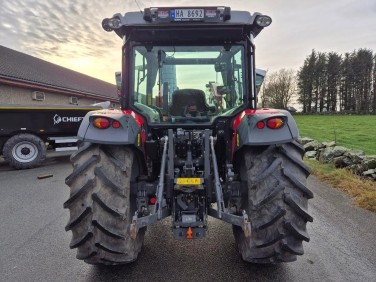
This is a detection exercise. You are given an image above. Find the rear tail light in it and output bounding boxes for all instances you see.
[149,196,157,205]
[256,117,284,130]
[256,121,265,129]
[93,117,122,129]
[267,118,284,129]
[93,117,110,129]
[112,121,121,128]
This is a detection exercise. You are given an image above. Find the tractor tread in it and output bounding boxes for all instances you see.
[281,238,304,255]
[254,157,282,184]
[94,167,126,198]
[64,144,145,265]
[92,220,126,240]
[95,242,127,254]
[254,207,286,230]
[233,142,312,264]
[69,232,93,249]
[284,221,310,242]
[64,179,94,209]
[284,192,313,222]
[253,183,285,209]
[65,155,98,186]
[65,207,91,231]
[92,193,125,218]
[279,145,311,176]
[70,142,93,163]
[283,169,314,199]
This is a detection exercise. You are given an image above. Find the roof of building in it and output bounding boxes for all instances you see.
[0,45,117,100]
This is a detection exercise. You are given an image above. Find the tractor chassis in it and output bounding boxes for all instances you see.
[129,129,252,240]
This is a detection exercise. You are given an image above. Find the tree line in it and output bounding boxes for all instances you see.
[260,49,376,114]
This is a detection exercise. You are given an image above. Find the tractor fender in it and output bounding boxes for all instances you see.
[233,109,299,150]
[77,109,144,146]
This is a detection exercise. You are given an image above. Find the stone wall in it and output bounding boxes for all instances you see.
[299,137,376,181]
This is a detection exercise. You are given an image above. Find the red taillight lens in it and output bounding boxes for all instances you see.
[257,121,265,129]
[149,197,157,205]
[93,117,110,129]
[112,121,121,128]
[267,118,284,129]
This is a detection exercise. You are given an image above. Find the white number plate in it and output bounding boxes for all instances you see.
[174,9,204,19]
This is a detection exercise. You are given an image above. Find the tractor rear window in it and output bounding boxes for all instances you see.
[132,45,245,124]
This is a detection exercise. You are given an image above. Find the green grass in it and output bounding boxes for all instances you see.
[295,115,376,212]
[294,115,376,155]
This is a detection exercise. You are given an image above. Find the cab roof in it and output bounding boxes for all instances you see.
[102,7,271,43]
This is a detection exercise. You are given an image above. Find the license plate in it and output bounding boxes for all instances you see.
[176,178,202,185]
[173,9,204,20]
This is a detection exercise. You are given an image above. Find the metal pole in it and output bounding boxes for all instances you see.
[210,136,225,218]
[155,136,168,219]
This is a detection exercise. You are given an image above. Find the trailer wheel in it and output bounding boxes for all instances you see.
[64,143,145,265]
[233,141,313,263]
[3,133,46,169]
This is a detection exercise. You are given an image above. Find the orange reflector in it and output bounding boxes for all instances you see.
[186,227,193,239]
[267,118,284,129]
[93,117,110,129]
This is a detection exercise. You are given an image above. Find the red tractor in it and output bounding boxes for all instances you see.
[64,6,312,265]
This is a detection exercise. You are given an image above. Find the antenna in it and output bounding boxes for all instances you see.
[134,0,143,15]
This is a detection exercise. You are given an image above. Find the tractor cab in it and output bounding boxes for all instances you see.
[103,6,272,126]
[131,44,244,124]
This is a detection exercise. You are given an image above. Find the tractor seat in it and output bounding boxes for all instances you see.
[169,89,209,116]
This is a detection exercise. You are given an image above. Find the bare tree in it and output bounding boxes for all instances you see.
[261,69,296,109]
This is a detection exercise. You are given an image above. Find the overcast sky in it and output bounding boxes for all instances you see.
[1,0,375,84]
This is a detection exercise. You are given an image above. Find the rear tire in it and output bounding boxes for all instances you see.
[64,143,145,265]
[233,141,312,263]
[3,133,46,169]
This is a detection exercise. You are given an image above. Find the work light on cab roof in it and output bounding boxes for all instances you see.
[255,15,272,27]
[102,6,272,34]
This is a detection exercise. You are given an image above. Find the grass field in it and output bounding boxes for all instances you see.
[294,115,376,155]
[294,115,376,212]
